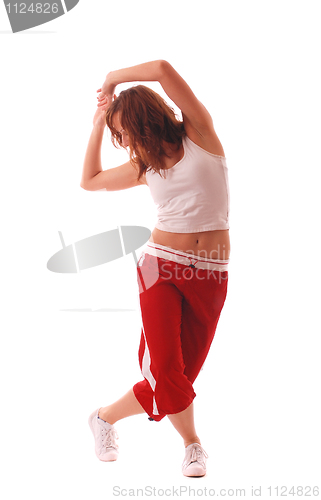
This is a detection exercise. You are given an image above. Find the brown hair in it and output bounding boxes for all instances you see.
[105,85,185,179]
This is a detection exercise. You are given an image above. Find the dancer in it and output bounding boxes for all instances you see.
[81,60,230,477]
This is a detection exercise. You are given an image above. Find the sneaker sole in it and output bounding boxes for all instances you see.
[182,462,206,477]
[183,471,206,477]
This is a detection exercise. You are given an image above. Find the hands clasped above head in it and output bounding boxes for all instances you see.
[96,90,116,108]
[93,92,115,129]
[97,72,117,108]
[93,79,117,128]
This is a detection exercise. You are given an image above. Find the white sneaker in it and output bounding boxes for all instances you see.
[88,409,119,461]
[182,443,208,477]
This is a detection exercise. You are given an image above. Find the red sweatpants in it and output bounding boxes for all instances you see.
[132,244,228,422]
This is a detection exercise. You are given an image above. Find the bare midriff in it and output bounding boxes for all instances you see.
[149,228,230,261]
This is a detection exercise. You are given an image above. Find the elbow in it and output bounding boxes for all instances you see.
[158,59,171,76]
[80,180,103,192]
[157,60,176,84]
[80,181,89,191]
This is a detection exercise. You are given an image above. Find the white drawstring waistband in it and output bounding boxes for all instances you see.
[143,241,229,272]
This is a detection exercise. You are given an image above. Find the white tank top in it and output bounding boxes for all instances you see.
[145,136,230,233]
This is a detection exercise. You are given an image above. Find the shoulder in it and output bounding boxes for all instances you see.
[183,126,226,158]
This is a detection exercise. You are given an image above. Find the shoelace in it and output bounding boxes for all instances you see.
[182,444,209,469]
[101,427,119,450]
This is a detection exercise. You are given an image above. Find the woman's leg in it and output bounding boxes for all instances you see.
[164,269,228,453]
[167,402,201,447]
[134,256,196,421]
[98,388,145,425]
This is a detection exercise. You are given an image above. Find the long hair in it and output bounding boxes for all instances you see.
[105,85,185,179]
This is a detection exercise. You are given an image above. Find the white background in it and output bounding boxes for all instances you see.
[1,0,320,498]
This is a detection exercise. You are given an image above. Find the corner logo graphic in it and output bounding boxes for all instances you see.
[4,0,79,33]
[47,226,159,294]
[47,226,151,274]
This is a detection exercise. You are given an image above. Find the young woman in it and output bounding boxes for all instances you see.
[82,60,230,477]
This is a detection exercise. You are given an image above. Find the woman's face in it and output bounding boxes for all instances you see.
[113,112,130,148]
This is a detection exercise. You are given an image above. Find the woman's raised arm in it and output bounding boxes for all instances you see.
[80,98,145,191]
